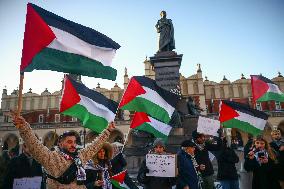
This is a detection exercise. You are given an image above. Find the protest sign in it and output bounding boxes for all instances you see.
[146,154,177,177]
[13,176,42,189]
[197,116,220,137]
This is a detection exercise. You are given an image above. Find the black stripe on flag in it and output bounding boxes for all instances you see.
[133,76,179,108]
[67,75,118,114]
[223,100,268,120]
[30,3,120,49]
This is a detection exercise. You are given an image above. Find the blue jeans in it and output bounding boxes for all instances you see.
[219,180,239,189]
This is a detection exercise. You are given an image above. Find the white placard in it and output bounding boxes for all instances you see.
[197,116,220,137]
[13,176,42,189]
[146,154,176,177]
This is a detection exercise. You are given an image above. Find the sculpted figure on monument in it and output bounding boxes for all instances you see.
[156,11,175,52]
[187,97,202,116]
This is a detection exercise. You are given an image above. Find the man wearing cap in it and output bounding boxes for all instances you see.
[191,129,222,189]
[137,138,176,189]
[11,113,115,189]
[177,140,203,189]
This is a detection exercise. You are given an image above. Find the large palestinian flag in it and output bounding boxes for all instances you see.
[21,3,120,80]
[60,75,118,133]
[119,76,179,124]
[130,112,172,140]
[251,75,284,102]
[111,170,129,189]
[219,100,268,136]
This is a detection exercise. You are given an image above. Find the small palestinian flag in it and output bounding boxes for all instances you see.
[219,100,268,136]
[111,170,129,189]
[60,75,118,133]
[131,112,172,140]
[119,76,179,124]
[21,3,120,80]
[251,75,284,102]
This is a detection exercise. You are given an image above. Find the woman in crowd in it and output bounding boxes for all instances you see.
[244,135,281,189]
[84,142,113,189]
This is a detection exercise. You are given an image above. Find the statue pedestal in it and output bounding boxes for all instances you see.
[150,51,183,91]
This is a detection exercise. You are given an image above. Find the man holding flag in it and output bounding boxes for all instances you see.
[10,112,115,189]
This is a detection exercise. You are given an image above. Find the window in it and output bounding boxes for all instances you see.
[55,114,60,123]
[72,117,78,122]
[4,115,9,123]
[38,114,44,123]
[275,101,281,110]
[256,102,262,111]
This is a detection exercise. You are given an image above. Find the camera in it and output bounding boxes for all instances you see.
[257,152,265,158]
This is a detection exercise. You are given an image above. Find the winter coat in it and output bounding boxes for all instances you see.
[111,153,139,189]
[244,156,281,189]
[18,121,110,189]
[137,158,176,189]
[216,146,239,180]
[3,153,43,189]
[194,137,222,177]
[176,149,199,189]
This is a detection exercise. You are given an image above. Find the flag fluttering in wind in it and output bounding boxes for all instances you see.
[60,75,118,133]
[219,100,268,136]
[119,76,179,124]
[130,112,172,140]
[21,3,120,80]
[251,75,284,102]
[111,170,129,189]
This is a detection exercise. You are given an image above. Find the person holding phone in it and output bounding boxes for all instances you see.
[244,136,280,189]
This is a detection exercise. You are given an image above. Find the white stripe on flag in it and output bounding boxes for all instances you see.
[48,27,116,66]
[235,111,267,130]
[138,86,175,117]
[149,117,172,136]
[78,95,116,122]
[267,83,283,94]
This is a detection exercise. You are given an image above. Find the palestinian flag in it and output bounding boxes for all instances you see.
[111,170,129,189]
[60,75,118,133]
[219,100,268,136]
[119,76,179,124]
[21,3,120,80]
[251,75,284,102]
[130,112,172,140]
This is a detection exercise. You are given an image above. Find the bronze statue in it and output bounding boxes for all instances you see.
[155,11,175,52]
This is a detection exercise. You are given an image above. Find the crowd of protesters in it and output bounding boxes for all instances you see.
[0,113,283,189]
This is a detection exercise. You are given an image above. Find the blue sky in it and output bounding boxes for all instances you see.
[0,0,283,95]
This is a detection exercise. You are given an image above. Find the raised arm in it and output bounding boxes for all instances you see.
[79,122,114,165]
[11,114,66,177]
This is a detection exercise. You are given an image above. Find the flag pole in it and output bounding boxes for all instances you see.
[16,73,24,126]
[121,127,131,153]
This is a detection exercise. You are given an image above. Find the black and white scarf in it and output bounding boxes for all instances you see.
[189,153,203,189]
[192,139,205,151]
[59,149,86,182]
[85,160,112,189]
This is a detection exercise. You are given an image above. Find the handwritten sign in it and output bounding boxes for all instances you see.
[146,154,177,177]
[13,176,42,189]
[197,116,220,137]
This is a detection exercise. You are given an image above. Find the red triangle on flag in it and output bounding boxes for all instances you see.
[219,101,239,123]
[21,3,56,71]
[119,77,146,108]
[130,112,151,129]
[60,76,81,112]
[111,170,127,184]
[251,75,269,102]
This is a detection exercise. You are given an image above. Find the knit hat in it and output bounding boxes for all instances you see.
[181,140,195,148]
[192,129,204,140]
[153,138,166,148]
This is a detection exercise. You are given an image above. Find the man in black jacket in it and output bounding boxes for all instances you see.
[3,143,44,189]
[192,129,222,189]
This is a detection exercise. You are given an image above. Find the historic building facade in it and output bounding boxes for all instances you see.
[1,58,283,151]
